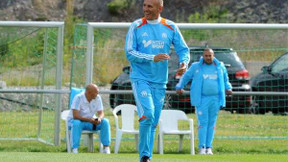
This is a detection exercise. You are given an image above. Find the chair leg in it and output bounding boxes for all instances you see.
[87,133,94,152]
[179,134,184,152]
[114,131,123,153]
[157,135,160,153]
[159,133,164,154]
[67,130,71,153]
[191,133,195,155]
[135,134,139,152]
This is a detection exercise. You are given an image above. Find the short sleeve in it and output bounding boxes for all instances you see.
[71,95,81,110]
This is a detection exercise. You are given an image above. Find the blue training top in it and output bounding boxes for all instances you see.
[125,17,190,87]
[176,57,232,107]
[201,63,219,96]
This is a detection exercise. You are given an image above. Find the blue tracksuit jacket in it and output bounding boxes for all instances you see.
[125,17,190,86]
[176,57,232,107]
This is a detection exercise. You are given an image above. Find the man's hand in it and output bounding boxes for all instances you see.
[153,53,170,62]
[96,117,102,125]
[176,89,184,95]
[226,89,233,95]
[90,118,98,125]
[177,62,187,76]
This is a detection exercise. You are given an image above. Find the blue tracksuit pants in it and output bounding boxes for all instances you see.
[70,118,111,149]
[196,95,220,149]
[132,80,165,160]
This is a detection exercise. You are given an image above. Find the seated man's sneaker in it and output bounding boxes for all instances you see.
[72,148,78,153]
[103,147,111,154]
[140,156,150,162]
[206,148,213,155]
[199,147,206,155]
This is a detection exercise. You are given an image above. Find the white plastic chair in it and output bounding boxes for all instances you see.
[157,110,195,155]
[112,104,139,153]
[61,87,103,153]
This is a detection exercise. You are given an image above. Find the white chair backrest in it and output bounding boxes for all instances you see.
[61,110,70,121]
[160,110,188,131]
[113,104,137,130]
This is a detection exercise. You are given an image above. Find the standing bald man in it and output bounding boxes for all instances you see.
[176,48,232,155]
[125,0,190,161]
[67,84,111,154]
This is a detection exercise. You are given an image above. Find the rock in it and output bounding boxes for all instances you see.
[0,80,6,89]
[0,0,287,23]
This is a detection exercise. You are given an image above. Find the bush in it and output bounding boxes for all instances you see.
[107,0,130,15]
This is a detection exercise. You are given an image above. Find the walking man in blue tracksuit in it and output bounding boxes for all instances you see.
[125,0,190,161]
[176,48,232,155]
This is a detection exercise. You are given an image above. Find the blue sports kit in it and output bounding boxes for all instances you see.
[176,57,232,149]
[125,16,189,159]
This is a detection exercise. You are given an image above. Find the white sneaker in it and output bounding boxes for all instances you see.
[72,148,78,153]
[206,148,213,155]
[103,147,110,154]
[199,148,206,155]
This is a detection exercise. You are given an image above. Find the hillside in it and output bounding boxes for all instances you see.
[0,0,287,23]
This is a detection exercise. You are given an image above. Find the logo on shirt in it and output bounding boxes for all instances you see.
[142,32,148,37]
[142,40,152,47]
[162,33,167,38]
[142,40,164,49]
[203,74,218,80]
[141,90,148,97]
[152,41,164,49]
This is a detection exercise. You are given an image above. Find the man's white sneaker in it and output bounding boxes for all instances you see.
[206,148,213,155]
[199,148,206,155]
[72,148,78,153]
[103,147,111,154]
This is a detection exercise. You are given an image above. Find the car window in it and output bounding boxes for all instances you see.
[169,48,245,70]
[191,51,245,69]
[271,53,288,73]
[215,52,244,68]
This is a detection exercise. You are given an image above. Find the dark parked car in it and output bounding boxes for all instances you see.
[110,46,251,113]
[250,52,288,114]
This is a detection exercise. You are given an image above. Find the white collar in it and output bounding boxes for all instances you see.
[83,93,90,103]
[147,16,161,24]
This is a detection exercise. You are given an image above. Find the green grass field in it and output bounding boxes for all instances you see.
[0,109,287,161]
[0,152,287,162]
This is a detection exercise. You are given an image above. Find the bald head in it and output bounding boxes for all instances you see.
[158,0,163,6]
[85,84,99,102]
[143,0,163,20]
[203,48,214,65]
[86,83,98,91]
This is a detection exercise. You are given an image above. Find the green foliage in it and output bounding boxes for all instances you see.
[184,5,230,43]
[64,16,86,66]
[188,5,229,23]
[1,30,43,68]
[107,0,133,15]
[93,38,128,86]
[0,43,8,58]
